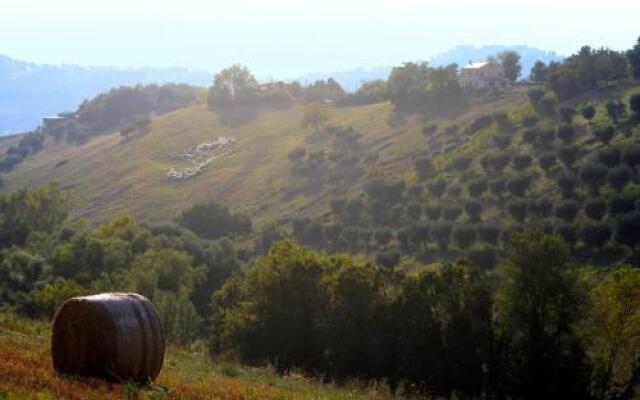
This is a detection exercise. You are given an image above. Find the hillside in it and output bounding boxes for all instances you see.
[0,89,530,227]
[0,314,390,400]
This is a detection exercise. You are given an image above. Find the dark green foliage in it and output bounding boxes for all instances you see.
[465,114,494,135]
[487,153,511,173]
[584,198,608,221]
[453,225,477,250]
[512,154,532,171]
[594,125,615,146]
[507,200,528,222]
[467,245,497,269]
[443,205,463,221]
[528,88,545,105]
[522,128,539,144]
[556,223,578,246]
[529,198,553,219]
[605,100,626,123]
[521,114,539,128]
[537,128,556,148]
[338,80,388,106]
[615,212,640,250]
[427,178,447,198]
[580,223,612,248]
[607,165,632,191]
[375,249,401,269]
[556,171,577,199]
[530,61,548,82]
[425,204,442,220]
[559,106,577,124]
[405,202,422,220]
[558,145,579,169]
[582,105,596,122]
[507,174,533,197]
[630,93,640,118]
[464,200,483,222]
[467,179,488,197]
[489,178,507,197]
[498,51,522,83]
[493,112,515,134]
[373,228,394,247]
[622,145,640,169]
[415,156,434,180]
[629,37,640,79]
[555,200,579,223]
[431,222,453,249]
[493,134,512,150]
[452,156,472,172]
[447,184,463,198]
[179,201,252,240]
[365,179,406,205]
[477,224,500,245]
[597,147,621,168]
[556,124,575,144]
[580,163,609,195]
[538,96,557,117]
[538,152,557,171]
[608,194,635,215]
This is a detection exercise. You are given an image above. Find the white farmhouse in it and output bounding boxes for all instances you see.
[459,62,510,89]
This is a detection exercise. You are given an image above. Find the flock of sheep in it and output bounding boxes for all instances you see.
[166,136,236,180]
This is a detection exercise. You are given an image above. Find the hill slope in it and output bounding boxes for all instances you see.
[0,90,530,227]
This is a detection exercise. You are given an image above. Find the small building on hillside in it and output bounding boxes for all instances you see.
[459,62,509,89]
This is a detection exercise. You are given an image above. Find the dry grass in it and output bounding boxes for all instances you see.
[0,315,394,400]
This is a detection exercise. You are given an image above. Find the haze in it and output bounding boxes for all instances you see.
[1,0,638,79]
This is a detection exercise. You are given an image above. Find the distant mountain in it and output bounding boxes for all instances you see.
[0,54,212,135]
[297,45,564,91]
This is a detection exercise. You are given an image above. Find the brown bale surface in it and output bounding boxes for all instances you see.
[51,293,165,383]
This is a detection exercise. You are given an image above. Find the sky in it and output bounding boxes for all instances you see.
[0,0,638,79]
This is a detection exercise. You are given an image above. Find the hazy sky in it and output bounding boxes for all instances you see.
[0,0,638,79]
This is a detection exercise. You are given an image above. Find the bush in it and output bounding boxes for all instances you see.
[558,145,579,169]
[447,185,463,198]
[467,179,488,197]
[597,147,621,168]
[556,125,575,144]
[179,201,252,240]
[493,135,512,150]
[622,146,640,169]
[422,124,438,136]
[581,105,596,122]
[522,129,539,144]
[615,212,640,249]
[593,125,615,145]
[452,156,472,172]
[538,153,557,171]
[584,198,607,221]
[512,154,533,171]
[536,128,556,149]
[580,223,612,248]
[477,224,500,245]
[427,178,447,198]
[453,225,477,251]
[406,202,422,220]
[556,171,577,199]
[425,205,442,220]
[521,115,539,128]
[464,200,483,222]
[507,200,528,222]
[529,198,553,219]
[556,223,578,247]
[507,174,533,197]
[559,106,577,124]
[415,156,435,180]
[630,93,640,119]
[489,178,507,197]
[608,194,635,215]
[493,112,515,134]
[467,245,497,269]
[443,205,463,221]
[465,114,493,135]
[605,100,626,123]
[375,249,401,269]
[528,88,545,105]
[580,163,609,195]
[430,222,453,249]
[555,200,579,223]
[607,165,633,191]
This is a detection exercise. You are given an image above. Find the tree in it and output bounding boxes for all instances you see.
[507,174,533,197]
[443,205,463,221]
[606,101,626,124]
[559,107,577,124]
[464,200,483,222]
[425,204,442,220]
[608,194,635,215]
[498,51,522,83]
[581,163,609,195]
[558,145,579,169]
[302,103,330,132]
[607,165,632,191]
[616,212,640,253]
[427,178,447,198]
[467,179,488,197]
[522,129,539,144]
[431,222,453,249]
[555,200,579,223]
[630,93,640,122]
[405,202,422,220]
[477,224,500,245]
[423,124,438,136]
[495,227,590,399]
[582,105,596,123]
[415,156,434,180]
[589,266,640,400]
[557,125,576,144]
[584,198,608,221]
[467,245,497,270]
[580,223,612,249]
[528,88,545,105]
[597,147,621,168]
[179,201,252,240]
[530,61,548,82]
[453,225,477,251]
[207,64,258,109]
[622,145,640,169]
[538,153,557,172]
[512,154,533,171]
[507,200,528,223]
[557,171,577,199]
[628,37,640,79]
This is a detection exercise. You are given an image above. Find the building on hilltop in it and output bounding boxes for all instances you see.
[459,61,510,89]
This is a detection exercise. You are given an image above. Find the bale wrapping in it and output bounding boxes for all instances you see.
[51,293,165,382]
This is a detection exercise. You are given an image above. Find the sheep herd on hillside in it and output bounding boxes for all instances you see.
[167,136,236,180]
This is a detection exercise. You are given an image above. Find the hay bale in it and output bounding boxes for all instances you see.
[51,293,165,383]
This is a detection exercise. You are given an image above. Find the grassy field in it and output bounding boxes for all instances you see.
[0,314,396,400]
[0,90,530,227]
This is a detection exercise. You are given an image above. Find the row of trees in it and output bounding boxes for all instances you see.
[213,229,640,399]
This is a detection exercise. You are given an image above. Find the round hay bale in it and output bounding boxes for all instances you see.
[51,293,165,383]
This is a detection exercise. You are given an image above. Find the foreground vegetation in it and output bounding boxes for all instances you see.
[0,315,392,400]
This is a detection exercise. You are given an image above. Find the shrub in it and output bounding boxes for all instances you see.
[608,194,635,215]
[529,198,553,219]
[443,205,463,221]
[580,223,612,248]
[584,198,607,221]
[607,165,632,191]
[452,156,472,172]
[512,154,533,171]
[555,200,579,223]
[538,96,557,117]
[489,178,507,197]
[559,106,577,124]
[605,100,626,123]
[597,147,621,168]
[630,93,640,119]
[538,153,557,171]
[415,156,435,180]
[477,224,500,245]
[580,163,609,195]
[556,171,577,199]
[447,185,463,198]
[465,114,494,135]
[593,125,615,145]
[427,178,447,198]
[536,128,556,149]
[453,225,477,251]
[507,174,533,197]
[522,129,539,144]
[375,249,401,269]
[179,201,252,240]
[406,202,422,220]
[556,223,578,247]
[425,205,442,220]
[493,135,512,150]
[467,245,497,269]
[558,145,579,169]
[422,124,438,136]
[464,200,483,222]
[556,125,575,144]
[493,112,515,134]
[581,105,596,122]
[528,88,545,105]
[622,145,640,169]
[615,212,640,250]
[507,200,528,222]
[430,222,453,249]
[467,179,488,197]
[521,115,539,128]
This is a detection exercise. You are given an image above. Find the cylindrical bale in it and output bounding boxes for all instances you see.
[51,293,165,383]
